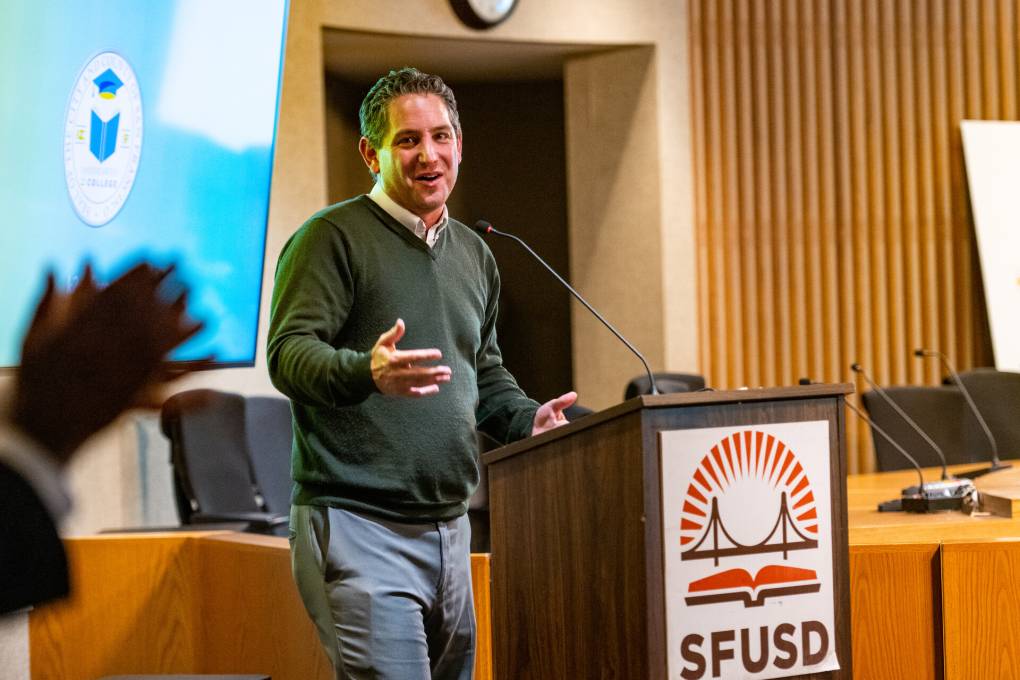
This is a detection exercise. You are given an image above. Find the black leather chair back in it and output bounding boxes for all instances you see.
[861,386,974,471]
[957,368,1020,459]
[244,396,294,515]
[161,390,260,521]
[624,372,706,400]
[160,390,290,535]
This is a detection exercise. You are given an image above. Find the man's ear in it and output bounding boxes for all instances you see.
[457,133,463,162]
[358,137,380,174]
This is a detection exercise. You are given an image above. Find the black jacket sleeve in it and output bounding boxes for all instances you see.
[0,461,69,614]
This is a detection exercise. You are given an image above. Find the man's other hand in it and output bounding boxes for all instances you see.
[371,319,452,397]
[531,391,578,436]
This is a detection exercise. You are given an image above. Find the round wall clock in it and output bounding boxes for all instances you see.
[450,0,518,29]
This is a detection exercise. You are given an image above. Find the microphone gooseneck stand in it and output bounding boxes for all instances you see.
[474,219,659,396]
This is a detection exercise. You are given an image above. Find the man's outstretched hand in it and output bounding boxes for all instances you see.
[12,263,203,463]
[371,319,452,397]
[532,391,578,436]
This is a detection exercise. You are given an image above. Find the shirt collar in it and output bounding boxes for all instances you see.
[368,183,448,248]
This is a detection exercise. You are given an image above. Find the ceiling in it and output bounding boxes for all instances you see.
[321,29,620,84]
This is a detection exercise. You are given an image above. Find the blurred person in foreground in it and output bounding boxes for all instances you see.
[0,263,202,614]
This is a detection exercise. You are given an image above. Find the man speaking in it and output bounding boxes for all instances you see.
[268,67,576,679]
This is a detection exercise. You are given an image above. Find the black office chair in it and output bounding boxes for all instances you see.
[861,386,975,472]
[563,403,594,420]
[244,395,294,515]
[160,390,290,536]
[624,372,706,399]
[956,368,1020,459]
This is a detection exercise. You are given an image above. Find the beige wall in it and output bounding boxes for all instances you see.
[36,0,697,534]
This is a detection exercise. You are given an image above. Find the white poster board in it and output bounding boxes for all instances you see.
[660,422,840,680]
[960,120,1020,371]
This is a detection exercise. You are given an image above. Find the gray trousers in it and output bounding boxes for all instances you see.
[290,504,475,680]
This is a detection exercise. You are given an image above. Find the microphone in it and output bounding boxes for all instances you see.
[801,378,928,494]
[474,220,659,395]
[850,362,950,481]
[843,399,925,494]
[843,398,973,512]
[914,348,1008,478]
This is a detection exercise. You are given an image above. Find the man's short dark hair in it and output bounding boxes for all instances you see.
[359,67,461,150]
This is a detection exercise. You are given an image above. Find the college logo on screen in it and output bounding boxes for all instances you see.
[660,423,839,680]
[64,52,143,227]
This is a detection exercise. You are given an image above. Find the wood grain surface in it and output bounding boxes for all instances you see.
[848,460,1020,679]
[489,387,852,680]
[848,460,1020,545]
[189,533,332,679]
[490,410,650,679]
[29,458,1020,679]
[471,553,493,680]
[849,543,941,680]
[942,539,1020,680]
[689,0,1013,474]
[29,533,493,680]
[30,533,206,678]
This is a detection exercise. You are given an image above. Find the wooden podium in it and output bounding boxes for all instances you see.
[482,384,853,680]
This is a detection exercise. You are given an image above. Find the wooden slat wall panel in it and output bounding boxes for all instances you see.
[689,0,1008,472]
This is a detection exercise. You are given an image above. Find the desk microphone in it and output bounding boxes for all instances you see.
[799,378,972,511]
[841,389,973,513]
[844,399,925,493]
[914,348,1008,478]
[850,362,950,481]
[800,377,928,495]
[474,219,658,395]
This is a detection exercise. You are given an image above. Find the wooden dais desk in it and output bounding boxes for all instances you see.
[28,532,492,680]
[848,461,1020,680]
[31,462,1020,680]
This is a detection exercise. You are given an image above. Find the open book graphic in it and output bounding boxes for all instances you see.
[685,564,820,608]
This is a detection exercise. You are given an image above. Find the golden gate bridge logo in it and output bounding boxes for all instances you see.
[679,430,821,607]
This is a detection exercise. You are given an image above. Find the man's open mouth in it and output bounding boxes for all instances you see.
[416,172,441,182]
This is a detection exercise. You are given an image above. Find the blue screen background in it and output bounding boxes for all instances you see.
[0,0,288,366]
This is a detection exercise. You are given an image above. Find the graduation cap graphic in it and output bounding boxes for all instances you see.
[89,68,124,162]
[93,68,124,100]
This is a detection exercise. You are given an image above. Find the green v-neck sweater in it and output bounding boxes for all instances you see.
[268,195,539,522]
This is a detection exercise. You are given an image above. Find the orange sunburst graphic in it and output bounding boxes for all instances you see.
[679,430,819,556]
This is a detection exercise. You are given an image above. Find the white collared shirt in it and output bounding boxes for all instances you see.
[368,183,449,249]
